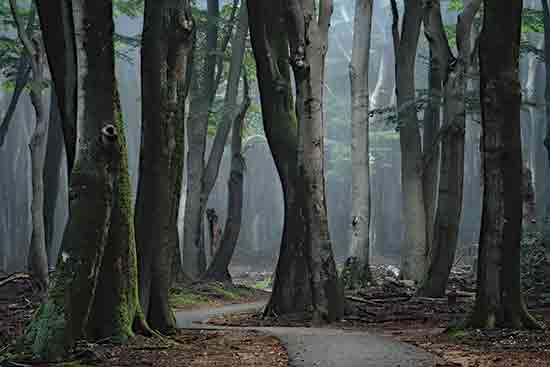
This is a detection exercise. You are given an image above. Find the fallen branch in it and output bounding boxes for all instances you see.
[0,273,32,288]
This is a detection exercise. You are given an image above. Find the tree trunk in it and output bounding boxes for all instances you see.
[182,0,220,279]
[288,0,343,322]
[248,0,312,318]
[540,0,550,274]
[394,0,427,282]
[7,0,50,294]
[25,0,131,358]
[467,0,539,329]
[43,92,65,264]
[418,0,479,297]
[342,0,373,290]
[202,0,250,283]
[35,0,77,172]
[135,0,194,333]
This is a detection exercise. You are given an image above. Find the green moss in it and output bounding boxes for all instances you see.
[24,299,66,360]
[170,283,258,307]
[56,361,95,367]
[251,276,272,290]
[445,326,469,339]
[170,288,210,307]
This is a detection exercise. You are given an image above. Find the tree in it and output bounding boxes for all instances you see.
[202,0,250,283]
[135,0,194,332]
[8,0,49,294]
[182,0,243,279]
[418,0,480,297]
[283,0,343,322]
[35,0,77,172]
[25,0,146,358]
[467,0,540,329]
[392,0,427,282]
[342,0,373,289]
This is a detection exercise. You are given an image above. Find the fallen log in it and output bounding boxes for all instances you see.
[0,273,31,288]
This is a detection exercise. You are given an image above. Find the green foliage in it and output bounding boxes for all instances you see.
[114,0,144,17]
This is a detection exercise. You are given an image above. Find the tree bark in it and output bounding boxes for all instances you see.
[418,0,479,297]
[467,0,540,329]
[25,0,128,358]
[182,0,220,279]
[248,0,312,319]
[288,0,344,322]
[342,0,373,289]
[202,0,250,283]
[8,0,49,294]
[540,0,550,273]
[35,0,77,173]
[395,0,427,282]
[135,0,194,332]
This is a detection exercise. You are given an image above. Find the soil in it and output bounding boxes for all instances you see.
[0,274,286,367]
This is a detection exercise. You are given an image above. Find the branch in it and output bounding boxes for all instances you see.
[0,55,32,147]
[286,0,306,69]
[456,0,482,65]
[8,0,36,56]
[422,0,454,82]
[213,0,240,95]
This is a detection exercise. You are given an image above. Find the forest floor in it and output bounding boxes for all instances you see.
[208,264,550,367]
[0,273,283,367]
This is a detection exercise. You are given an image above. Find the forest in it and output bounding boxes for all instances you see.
[1,0,550,366]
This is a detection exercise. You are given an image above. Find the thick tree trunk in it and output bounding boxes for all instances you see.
[35,0,77,172]
[135,0,194,332]
[467,0,539,329]
[288,0,343,322]
[202,1,250,283]
[248,0,312,318]
[26,0,144,359]
[394,0,427,282]
[342,0,373,289]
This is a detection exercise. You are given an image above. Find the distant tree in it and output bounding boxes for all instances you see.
[342,0,374,289]
[467,0,540,329]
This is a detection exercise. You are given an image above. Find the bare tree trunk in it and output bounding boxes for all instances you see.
[248,0,312,318]
[288,0,343,322]
[394,0,427,282]
[203,0,250,283]
[540,0,550,275]
[418,0,479,297]
[342,0,373,289]
[135,0,194,333]
[27,0,148,356]
[468,0,540,329]
[35,0,77,172]
[8,0,49,294]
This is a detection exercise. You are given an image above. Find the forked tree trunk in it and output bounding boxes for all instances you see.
[202,1,250,283]
[418,0,479,297]
[287,0,343,322]
[394,0,427,282]
[135,0,194,333]
[467,0,540,329]
[25,0,140,358]
[247,0,312,318]
[342,0,373,289]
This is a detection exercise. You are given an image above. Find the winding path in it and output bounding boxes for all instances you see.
[175,302,439,367]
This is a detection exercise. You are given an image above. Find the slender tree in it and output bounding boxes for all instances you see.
[467,0,540,329]
[418,0,480,297]
[135,0,194,332]
[203,0,250,283]
[342,0,374,289]
[393,0,427,282]
[8,0,49,294]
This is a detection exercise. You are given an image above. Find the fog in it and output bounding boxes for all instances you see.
[1,0,547,274]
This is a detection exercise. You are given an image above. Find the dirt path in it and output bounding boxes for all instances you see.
[175,302,439,367]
